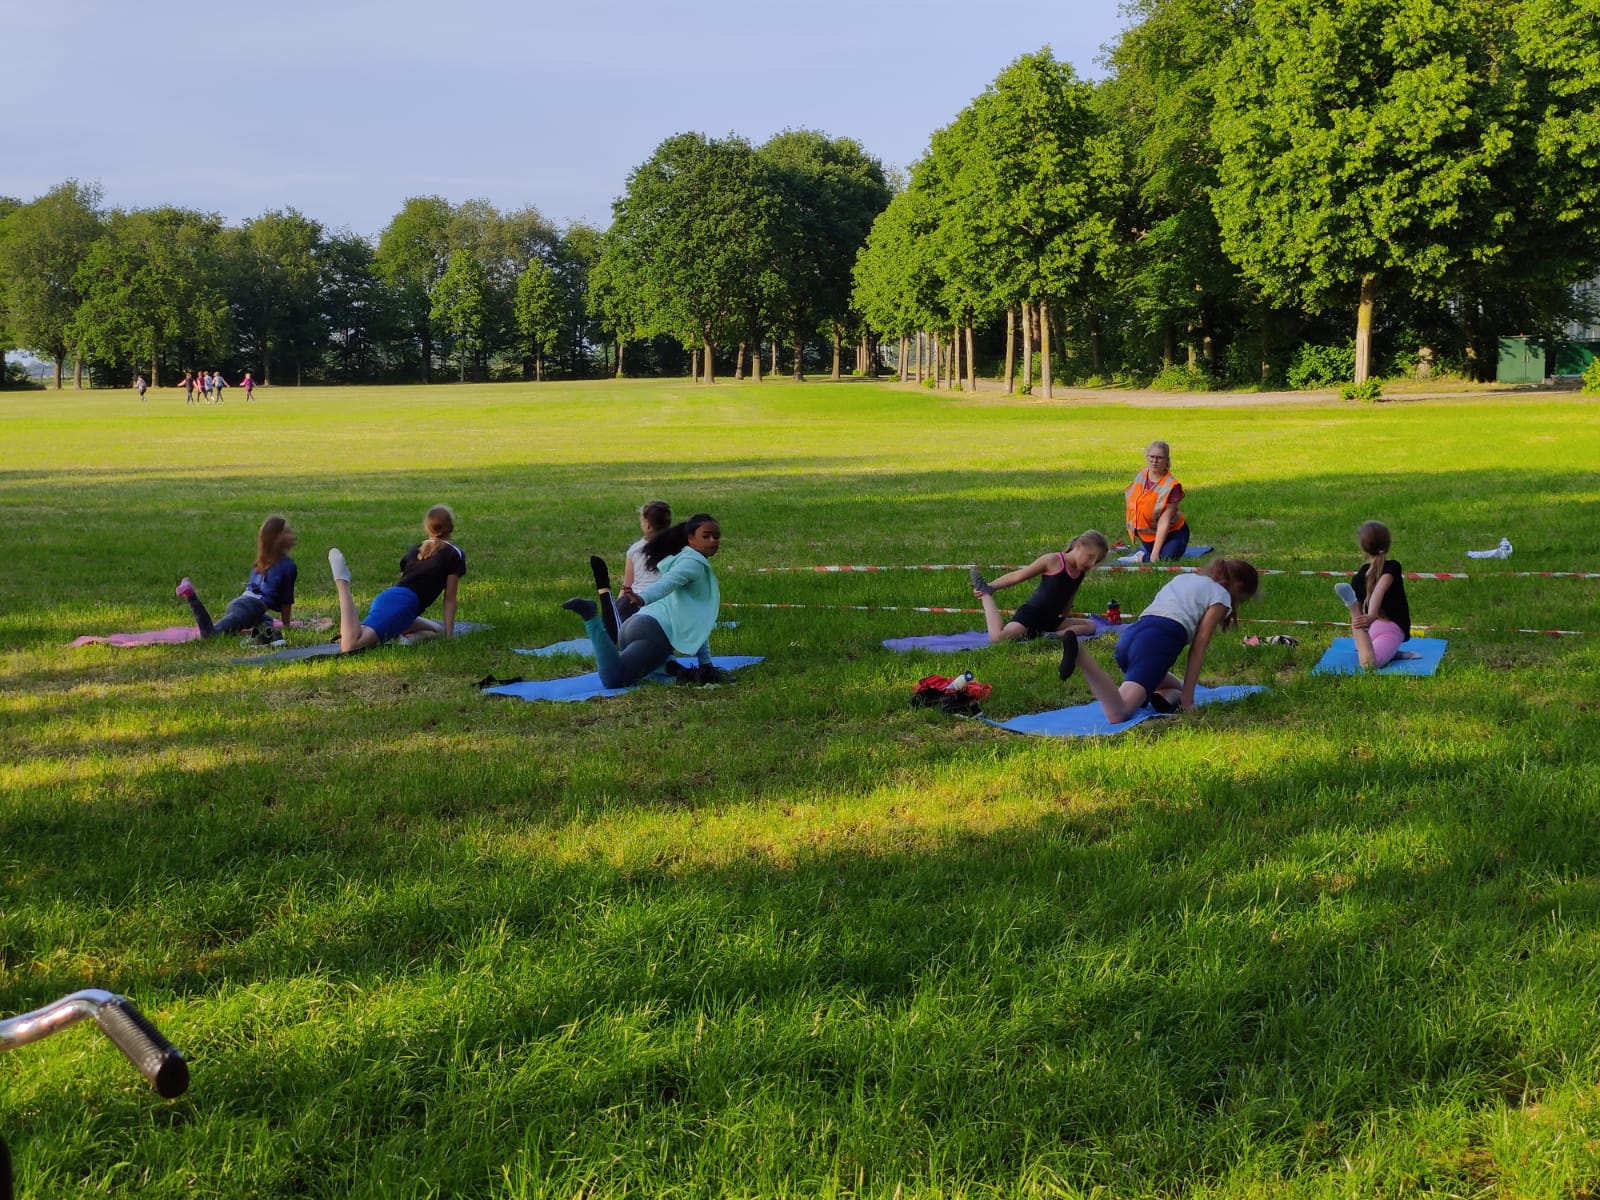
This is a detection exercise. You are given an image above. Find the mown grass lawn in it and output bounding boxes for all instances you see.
[3,379,1599,1199]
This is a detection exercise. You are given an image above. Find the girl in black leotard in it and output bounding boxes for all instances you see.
[969,530,1110,644]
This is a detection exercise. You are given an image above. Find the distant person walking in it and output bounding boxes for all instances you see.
[211,372,228,402]
[134,374,147,402]
[181,372,196,404]
[241,372,256,401]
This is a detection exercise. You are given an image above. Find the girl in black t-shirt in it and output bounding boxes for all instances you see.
[1333,520,1410,669]
[326,505,466,653]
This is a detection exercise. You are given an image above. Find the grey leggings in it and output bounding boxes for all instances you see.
[185,590,268,638]
[592,613,675,688]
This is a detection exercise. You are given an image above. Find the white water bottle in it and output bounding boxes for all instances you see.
[947,671,974,692]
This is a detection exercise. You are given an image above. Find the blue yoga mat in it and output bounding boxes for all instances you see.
[883,617,1112,654]
[233,621,492,664]
[485,655,765,702]
[516,621,739,659]
[1312,637,1447,676]
[1115,544,1214,565]
[983,684,1268,737]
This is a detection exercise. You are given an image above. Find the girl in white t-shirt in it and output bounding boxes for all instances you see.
[1065,559,1259,722]
[621,500,673,616]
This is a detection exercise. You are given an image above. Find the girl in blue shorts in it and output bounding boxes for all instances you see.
[1065,559,1259,722]
[327,505,466,654]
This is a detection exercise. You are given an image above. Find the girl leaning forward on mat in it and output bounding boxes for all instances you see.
[1065,559,1260,722]
[968,530,1110,643]
[1333,520,1411,669]
[176,515,299,646]
[562,513,723,688]
[327,506,466,654]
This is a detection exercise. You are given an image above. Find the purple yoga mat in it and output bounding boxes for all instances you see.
[883,617,1112,653]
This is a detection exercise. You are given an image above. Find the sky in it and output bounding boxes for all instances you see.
[3,0,1133,240]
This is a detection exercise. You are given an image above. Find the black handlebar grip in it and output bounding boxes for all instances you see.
[95,999,189,1099]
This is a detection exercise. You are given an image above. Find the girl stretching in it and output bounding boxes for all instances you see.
[969,530,1110,643]
[1068,559,1260,721]
[588,499,673,644]
[176,516,298,646]
[563,513,722,687]
[327,505,466,654]
[1333,520,1410,669]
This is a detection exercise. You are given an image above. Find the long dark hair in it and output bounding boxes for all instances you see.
[1205,558,1260,630]
[254,515,291,573]
[643,513,717,570]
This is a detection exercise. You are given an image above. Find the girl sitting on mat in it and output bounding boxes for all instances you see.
[1333,520,1410,669]
[1065,558,1259,721]
[327,505,466,654]
[563,513,722,687]
[588,499,673,644]
[176,515,299,646]
[969,530,1110,643]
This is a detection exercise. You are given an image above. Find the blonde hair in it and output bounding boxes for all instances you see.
[1069,530,1110,559]
[416,504,456,561]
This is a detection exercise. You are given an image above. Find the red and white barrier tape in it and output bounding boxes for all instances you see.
[750,563,1600,581]
[719,601,1597,638]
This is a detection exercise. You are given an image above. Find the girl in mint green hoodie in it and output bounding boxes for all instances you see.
[562,514,722,687]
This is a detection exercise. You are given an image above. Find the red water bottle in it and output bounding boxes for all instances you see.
[1106,599,1121,625]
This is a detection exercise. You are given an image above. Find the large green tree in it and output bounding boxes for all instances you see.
[759,130,891,379]
[0,181,104,387]
[1209,0,1597,382]
[606,133,778,382]
[513,259,562,381]
[71,207,230,386]
[225,208,325,386]
[375,196,453,382]
[430,249,489,382]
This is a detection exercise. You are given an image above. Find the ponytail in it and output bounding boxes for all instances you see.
[643,513,716,570]
[416,504,456,561]
[254,515,289,573]
[1356,520,1392,607]
[1205,558,1260,629]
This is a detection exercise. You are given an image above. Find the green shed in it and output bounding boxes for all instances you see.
[1497,337,1546,384]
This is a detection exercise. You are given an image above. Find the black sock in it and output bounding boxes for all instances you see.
[589,555,611,592]
[1058,632,1079,680]
[561,597,598,621]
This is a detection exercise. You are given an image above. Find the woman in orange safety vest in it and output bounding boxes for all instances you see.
[1124,440,1190,561]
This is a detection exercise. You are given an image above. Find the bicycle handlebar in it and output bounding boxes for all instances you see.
[0,989,188,1099]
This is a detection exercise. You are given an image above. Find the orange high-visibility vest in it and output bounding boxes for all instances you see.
[1125,470,1187,541]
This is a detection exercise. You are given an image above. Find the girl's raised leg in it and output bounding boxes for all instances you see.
[175,578,218,638]
[328,548,375,654]
[1334,583,1375,669]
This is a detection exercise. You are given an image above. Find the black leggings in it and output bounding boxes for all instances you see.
[185,590,268,638]
[592,613,675,688]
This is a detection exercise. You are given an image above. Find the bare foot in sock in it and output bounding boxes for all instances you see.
[328,548,351,584]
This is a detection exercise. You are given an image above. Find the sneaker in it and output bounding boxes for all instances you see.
[969,566,994,596]
[694,663,724,685]
[176,577,196,600]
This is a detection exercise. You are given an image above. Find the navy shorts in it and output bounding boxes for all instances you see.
[1139,523,1191,561]
[362,586,422,642]
[1114,615,1190,694]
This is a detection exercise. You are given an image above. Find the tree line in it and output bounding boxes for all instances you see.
[4,0,1598,391]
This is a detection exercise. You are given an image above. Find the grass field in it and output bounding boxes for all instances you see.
[3,379,1600,1198]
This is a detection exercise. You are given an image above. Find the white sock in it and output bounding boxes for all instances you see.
[1333,582,1358,607]
[328,547,351,584]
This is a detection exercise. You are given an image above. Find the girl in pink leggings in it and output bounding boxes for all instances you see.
[1333,521,1411,668]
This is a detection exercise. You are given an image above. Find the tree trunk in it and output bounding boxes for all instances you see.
[1416,345,1434,380]
[914,332,924,383]
[751,340,763,382]
[1090,321,1104,373]
[1163,325,1177,365]
[771,340,779,376]
[898,335,908,382]
[690,346,699,382]
[420,331,431,383]
[616,341,626,378]
[1040,300,1054,399]
[73,355,83,389]
[1004,308,1016,394]
[1022,303,1034,390]
[966,325,976,391]
[949,327,960,389]
[151,353,160,388]
[52,354,64,389]
[536,352,544,382]
[1259,314,1271,385]
[1186,322,1197,371]
[793,330,806,381]
[734,341,746,380]
[1354,274,1376,384]
[704,338,715,385]
[831,327,842,380]
[933,333,943,388]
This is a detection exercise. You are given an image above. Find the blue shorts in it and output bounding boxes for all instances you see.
[1139,523,1191,561]
[1114,615,1190,694]
[362,586,422,643]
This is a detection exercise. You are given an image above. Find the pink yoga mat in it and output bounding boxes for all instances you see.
[71,617,332,648]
